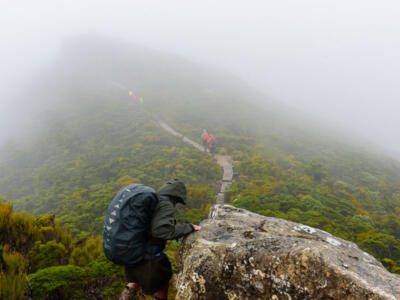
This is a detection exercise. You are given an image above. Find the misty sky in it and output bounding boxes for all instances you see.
[1,0,400,157]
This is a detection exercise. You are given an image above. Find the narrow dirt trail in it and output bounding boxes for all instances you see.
[157,120,233,204]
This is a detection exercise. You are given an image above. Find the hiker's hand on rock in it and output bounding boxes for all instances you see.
[192,224,202,231]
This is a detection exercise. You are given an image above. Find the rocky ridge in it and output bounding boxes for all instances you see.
[176,205,400,300]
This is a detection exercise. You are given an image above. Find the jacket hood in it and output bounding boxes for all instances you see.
[158,179,187,205]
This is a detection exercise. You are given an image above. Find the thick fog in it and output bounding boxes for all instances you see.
[1,0,400,158]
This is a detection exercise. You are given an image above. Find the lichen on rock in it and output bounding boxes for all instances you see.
[176,205,400,300]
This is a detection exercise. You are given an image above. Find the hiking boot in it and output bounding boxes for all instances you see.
[119,286,143,300]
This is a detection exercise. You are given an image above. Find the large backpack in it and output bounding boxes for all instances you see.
[102,184,159,266]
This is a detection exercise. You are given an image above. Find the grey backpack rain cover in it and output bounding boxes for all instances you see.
[103,184,159,266]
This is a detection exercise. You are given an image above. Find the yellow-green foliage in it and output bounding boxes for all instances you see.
[0,201,12,229]
[70,236,102,266]
[8,211,39,249]
[383,258,400,274]
[116,175,140,188]
[2,247,26,274]
[0,272,27,300]
[29,256,126,300]
[29,265,88,300]
[28,241,68,273]
[0,248,28,300]
[0,200,72,254]
[0,199,76,297]
[0,200,125,299]
[176,185,214,224]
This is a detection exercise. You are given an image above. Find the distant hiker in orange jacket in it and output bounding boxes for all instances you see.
[207,133,218,154]
[201,129,209,150]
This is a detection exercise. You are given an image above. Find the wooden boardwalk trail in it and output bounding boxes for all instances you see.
[157,120,234,204]
[214,155,234,204]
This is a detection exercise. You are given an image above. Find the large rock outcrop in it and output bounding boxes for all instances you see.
[176,205,400,300]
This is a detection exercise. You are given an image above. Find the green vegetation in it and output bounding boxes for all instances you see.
[0,248,27,300]
[0,199,127,299]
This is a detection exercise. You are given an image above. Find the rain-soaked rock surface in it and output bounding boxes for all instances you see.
[176,205,400,300]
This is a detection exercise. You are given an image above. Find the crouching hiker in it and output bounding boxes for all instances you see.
[103,179,201,300]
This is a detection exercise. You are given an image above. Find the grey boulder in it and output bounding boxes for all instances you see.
[176,205,400,300]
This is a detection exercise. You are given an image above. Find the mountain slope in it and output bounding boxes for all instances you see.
[0,35,399,272]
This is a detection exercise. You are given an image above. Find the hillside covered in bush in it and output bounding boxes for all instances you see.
[0,36,399,298]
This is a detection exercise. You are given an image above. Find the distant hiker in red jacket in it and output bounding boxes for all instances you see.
[201,129,209,150]
[207,133,218,154]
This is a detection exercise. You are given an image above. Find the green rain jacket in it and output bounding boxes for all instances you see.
[149,180,194,251]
